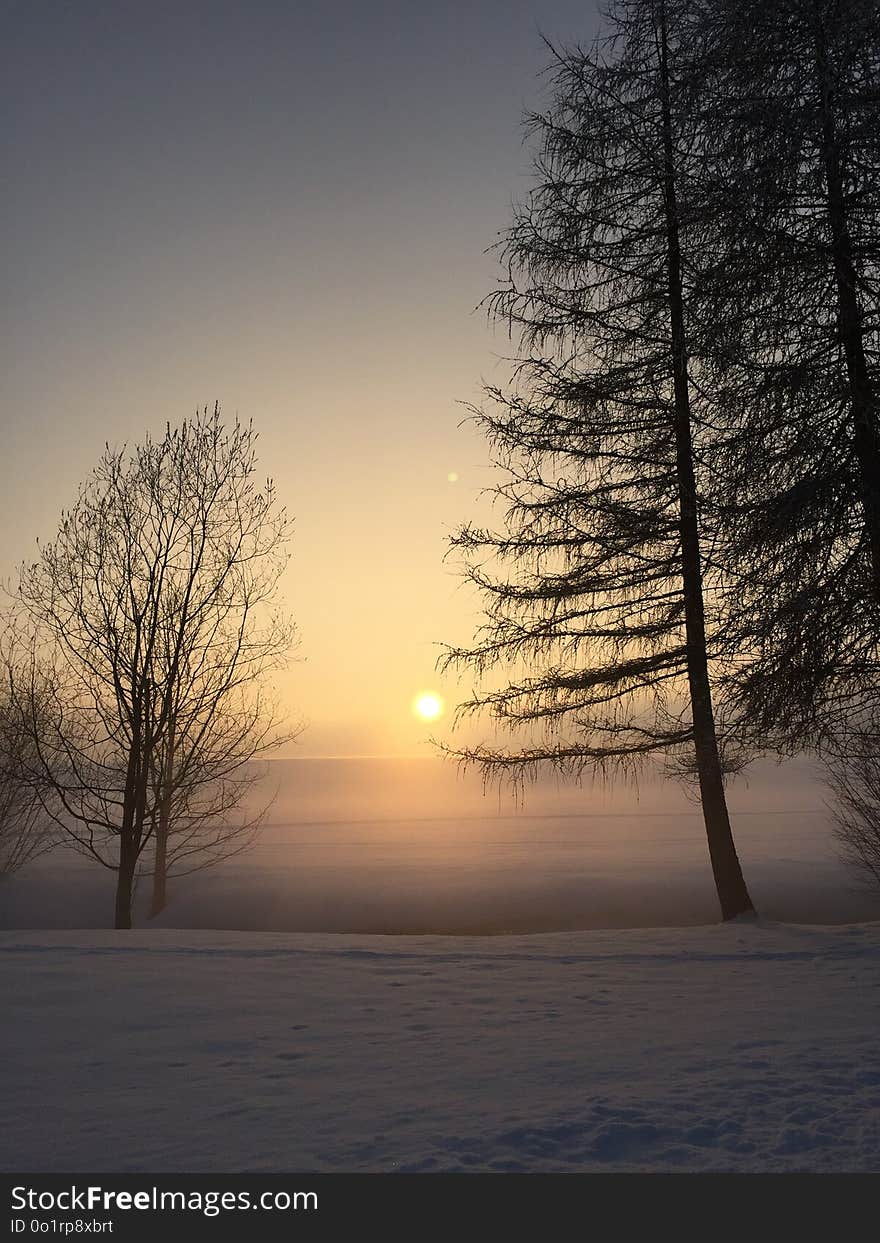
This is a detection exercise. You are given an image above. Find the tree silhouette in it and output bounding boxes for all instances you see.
[12,406,298,928]
[444,0,754,919]
[824,714,880,890]
[697,0,880,748]
[0,674,56,876]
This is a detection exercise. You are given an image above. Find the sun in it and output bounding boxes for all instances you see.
[413,691,444,722]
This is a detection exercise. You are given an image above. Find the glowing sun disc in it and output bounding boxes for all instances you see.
[413,692,444,722]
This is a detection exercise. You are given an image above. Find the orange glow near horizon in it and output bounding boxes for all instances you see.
[1,2,607,762]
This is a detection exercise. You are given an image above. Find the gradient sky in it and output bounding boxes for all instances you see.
[2,0,602,756]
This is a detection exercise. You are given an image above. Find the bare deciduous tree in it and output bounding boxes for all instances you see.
[824,716,880,890]
[0,678,56,876]
[12,405,298,927]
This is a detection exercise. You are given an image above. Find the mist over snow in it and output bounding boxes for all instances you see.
[2,756,878,934]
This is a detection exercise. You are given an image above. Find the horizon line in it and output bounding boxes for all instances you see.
[270,753,442,762]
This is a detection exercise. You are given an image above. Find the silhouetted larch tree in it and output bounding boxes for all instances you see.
[443,0,755,919]
[697,0,880,747]
[13,407,297,928]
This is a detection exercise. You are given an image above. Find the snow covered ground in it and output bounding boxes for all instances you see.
[2,921,879,1172]
[3,758,879,1172]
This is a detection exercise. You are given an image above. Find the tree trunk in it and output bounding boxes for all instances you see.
[657,1,754,920]
[149,727,174,919]
[149,824,167,918]
[114,742,141,930]
[115,733,150,929]
[814,23,880,600]
[114,835,137,930]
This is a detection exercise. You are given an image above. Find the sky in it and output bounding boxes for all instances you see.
[2,0,605,757]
